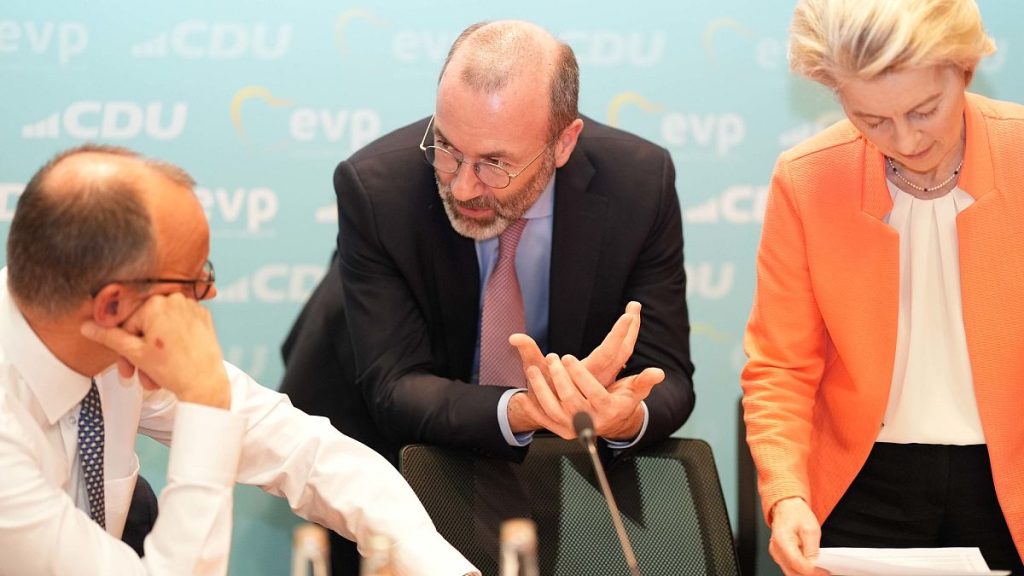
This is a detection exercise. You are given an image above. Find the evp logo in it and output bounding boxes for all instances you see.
[608,93,746,157]
[0,21,88,65]
[131,21,292,60]
[0,183,24,223]
[702,17,787,71]
[195,186,278,237]
[230,86,381,152]
[216,264,326,304]
[335,9,389,58]
[21,101,188,141]
[684,185,768,224]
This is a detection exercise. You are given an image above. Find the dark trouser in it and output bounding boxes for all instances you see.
[822,443,1023,574]
[122,475,158,557]
[330,531,361,576]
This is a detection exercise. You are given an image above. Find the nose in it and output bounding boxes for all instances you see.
[448,163,484,202]
[202,283,218,301]
[892,120,922,157]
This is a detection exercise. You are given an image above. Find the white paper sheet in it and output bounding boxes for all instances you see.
[815,547,1011,575]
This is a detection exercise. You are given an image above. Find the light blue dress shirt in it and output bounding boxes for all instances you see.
[473,177,648,449]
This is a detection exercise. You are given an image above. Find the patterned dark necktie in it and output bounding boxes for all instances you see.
[78,379,105,529]
[479,218,529,387]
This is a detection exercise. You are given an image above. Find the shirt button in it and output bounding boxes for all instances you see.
[69,415,78,426]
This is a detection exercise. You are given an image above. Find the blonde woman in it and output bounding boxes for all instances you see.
[741,0,1024,574]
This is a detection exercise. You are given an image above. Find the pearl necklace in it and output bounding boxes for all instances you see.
[885,156,964,193]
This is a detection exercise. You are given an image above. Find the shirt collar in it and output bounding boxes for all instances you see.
[0,268,94,424]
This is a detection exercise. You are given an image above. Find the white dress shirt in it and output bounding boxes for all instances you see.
[878,185,985,444]
[0,269,476,576]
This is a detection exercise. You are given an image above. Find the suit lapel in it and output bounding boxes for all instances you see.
[819,138,899,415]
[426,199,480,379]
[549,146,606,354]
[954,95,1020,445]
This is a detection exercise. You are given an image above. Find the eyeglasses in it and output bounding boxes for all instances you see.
[93,260,216,300]
[419,115,555,189]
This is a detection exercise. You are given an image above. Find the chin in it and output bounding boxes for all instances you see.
[444,204,506,240]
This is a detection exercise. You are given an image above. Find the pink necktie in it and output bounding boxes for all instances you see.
[479,219,528,387]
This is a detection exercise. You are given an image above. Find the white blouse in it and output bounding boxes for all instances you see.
[877,182,985,445]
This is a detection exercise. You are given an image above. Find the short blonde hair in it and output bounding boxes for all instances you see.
[789,0,995,88]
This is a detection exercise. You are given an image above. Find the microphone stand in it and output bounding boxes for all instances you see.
[574,412,642,576]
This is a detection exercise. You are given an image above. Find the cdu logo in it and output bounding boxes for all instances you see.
[223,345,271,381]
[314,202,337,224]
[21,101,188,141]
[559,29,666,67]
[685,262,736,300]
[0,183,24,223]
[216,264,326,304]
[131,21,292,60]
[684,185,768,225]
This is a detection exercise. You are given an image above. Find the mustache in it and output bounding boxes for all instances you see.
[454,196,495,210]
[439,181,504,214]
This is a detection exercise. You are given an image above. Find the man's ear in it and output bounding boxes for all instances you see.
[91,283,138,327]
[553,118,584,168]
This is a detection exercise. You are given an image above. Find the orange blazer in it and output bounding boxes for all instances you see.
[741,93,1024,557]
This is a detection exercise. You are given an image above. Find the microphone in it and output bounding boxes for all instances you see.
[573,411,642,576]
[499,518,539,576]
[290,523,330,576]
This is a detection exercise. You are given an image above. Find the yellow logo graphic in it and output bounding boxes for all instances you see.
[335,9,388,57]
[229,86,293,147]
[607,92,665,128]
[692,322,729,343]
[703,17,754,63]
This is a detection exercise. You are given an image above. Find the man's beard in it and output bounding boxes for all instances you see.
[437,153,554,240]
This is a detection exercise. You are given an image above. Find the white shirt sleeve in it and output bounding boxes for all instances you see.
[0,392,246,576]
[222,363,478,576]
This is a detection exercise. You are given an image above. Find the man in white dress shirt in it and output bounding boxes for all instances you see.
[0,144,477,576]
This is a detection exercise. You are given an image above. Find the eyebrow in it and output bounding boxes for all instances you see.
[854,92,942,122]
[433,125,512,161]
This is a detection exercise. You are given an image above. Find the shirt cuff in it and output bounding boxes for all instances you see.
[601,401,649,450]
[168,402,246,486]
[497,389,534,447]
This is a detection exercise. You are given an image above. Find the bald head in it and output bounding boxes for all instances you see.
[7,145,195,317]
[439,20,579,138]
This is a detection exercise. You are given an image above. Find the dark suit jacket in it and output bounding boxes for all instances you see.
[284,115,693,463]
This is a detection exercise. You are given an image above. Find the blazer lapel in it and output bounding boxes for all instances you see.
[549,147,607,355]
[822,137,899,414]
[426,198,480,379]
[954,95,1020,443]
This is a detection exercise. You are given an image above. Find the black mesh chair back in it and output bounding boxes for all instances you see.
[400,436,740,576]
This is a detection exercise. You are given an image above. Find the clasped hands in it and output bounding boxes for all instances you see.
[506,301,665,441]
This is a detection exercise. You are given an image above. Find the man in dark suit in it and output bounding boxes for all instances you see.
[282,19,694,574]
